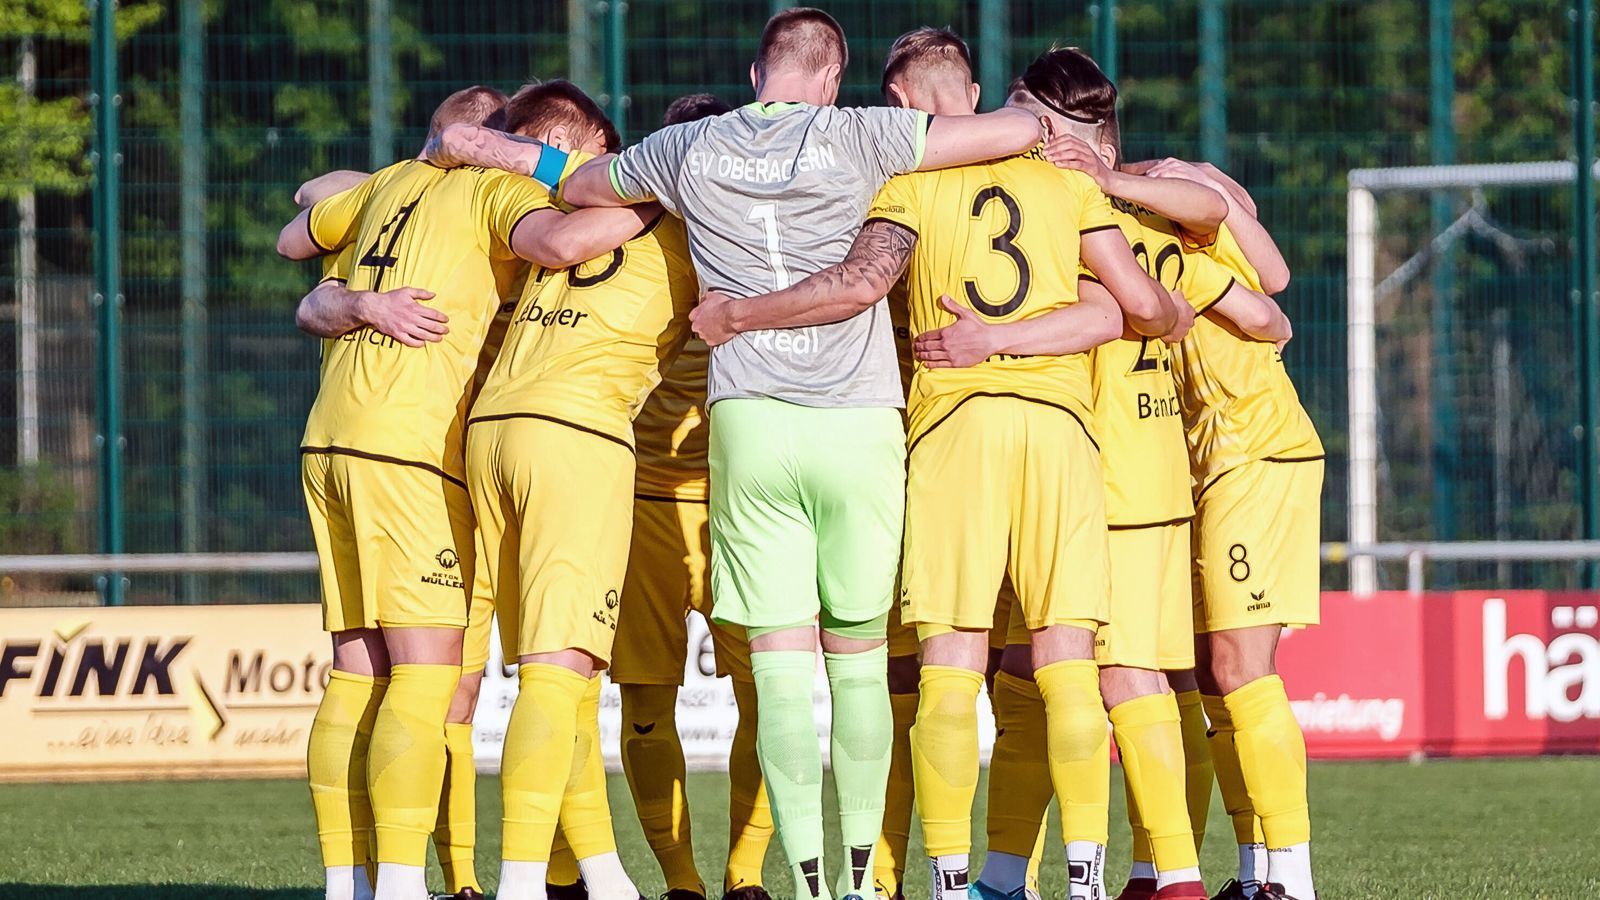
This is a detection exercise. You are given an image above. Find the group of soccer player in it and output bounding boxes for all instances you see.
[276,8,1324,900]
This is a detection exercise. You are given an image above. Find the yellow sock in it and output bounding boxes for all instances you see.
[1034,660,1109,846]
[726,677,773,892]
[1124,759,1153,867]
[873,690,918,898]
[561,675,619,859]
[1224,675,1311,848]
[1111,693,1199,873]
[502,663,589,861]
[368,663,461,865]
[985,671,1053,859]
[1175,689,1214,851]
[433,722,480,893]
[909,665,985,857]
[549,829,581,885]
[363,676,388,887]
[621,682,704,894]
[1202,694,1264,846]
[308,670,385,868]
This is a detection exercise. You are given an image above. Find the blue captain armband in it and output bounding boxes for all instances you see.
[531,145,570,190]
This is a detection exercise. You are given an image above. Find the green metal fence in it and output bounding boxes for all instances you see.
[0,0,1595,603]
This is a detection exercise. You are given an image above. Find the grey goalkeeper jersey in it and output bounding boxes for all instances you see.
[609,101,929,408]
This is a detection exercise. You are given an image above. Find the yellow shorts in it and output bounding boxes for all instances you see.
[611,496,754,684]
[1096,522,1194,670]
[466,417,634,664]
[895,579,1017,656]
[887,599,919,658]
[1193,458,1324,633]
[463,561,495,672]
[901,397,1110,633]
[302,450,475,633]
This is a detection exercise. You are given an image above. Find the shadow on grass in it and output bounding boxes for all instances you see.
[1,888,321,899]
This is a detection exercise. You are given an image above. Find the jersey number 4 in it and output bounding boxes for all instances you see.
[964,185,1032,318]
[359,196,421,291]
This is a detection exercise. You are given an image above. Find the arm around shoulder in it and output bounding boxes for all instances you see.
[918,108,1042,171]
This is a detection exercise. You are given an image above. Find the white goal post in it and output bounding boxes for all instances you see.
[1346,160,1600,595]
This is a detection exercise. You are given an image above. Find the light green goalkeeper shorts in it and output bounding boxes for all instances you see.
[707,397,906,633]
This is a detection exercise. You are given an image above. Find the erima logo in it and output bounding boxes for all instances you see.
[1483,598,1600,722]
[1247,590,1271,612]
[632,722,655,735]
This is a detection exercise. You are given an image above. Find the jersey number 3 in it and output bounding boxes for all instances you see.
[963,185,1032,318]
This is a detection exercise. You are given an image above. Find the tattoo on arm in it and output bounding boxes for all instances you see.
[800,219,914,303]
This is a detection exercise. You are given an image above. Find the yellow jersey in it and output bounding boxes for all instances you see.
[867,147,1118,448]
[302,160,554,483]
[1170,223,1324,492]
[1091,196,1243,526]
[632,337,711,502]
[320,245,356,283]
[469,215,700,449]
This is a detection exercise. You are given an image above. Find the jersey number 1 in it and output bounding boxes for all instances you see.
[747,202,793,290]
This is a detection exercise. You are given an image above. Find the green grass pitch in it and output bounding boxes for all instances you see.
[1,758,1595,899]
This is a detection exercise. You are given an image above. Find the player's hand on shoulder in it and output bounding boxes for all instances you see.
[358,286,447,347]
[1162,289,1195,344]
[1043,133,1112,188]
[914,295,996,369]
[691,290,740,347]
[422,123,479,169]
[1151,158,1259,218]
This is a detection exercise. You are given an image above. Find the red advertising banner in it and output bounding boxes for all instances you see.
[1280,591,1600,758]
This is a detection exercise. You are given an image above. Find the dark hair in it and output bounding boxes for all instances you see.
[426,85,509,141]
[505,79,621,153]
[1017,47,1117,126]
[880,26,972,98]
[663,92,733,126]
[755,7,848,78]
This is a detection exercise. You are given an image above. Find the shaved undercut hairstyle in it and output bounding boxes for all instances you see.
[755,7,848,78]
[504,79,622,153]
[663,92,733,126]
[426,85,509,142]
[880,26,972,96]
[1010,47,1122,160]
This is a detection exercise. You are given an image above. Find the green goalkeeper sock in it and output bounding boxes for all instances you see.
[751,650,830,900]
[824,644,892,899]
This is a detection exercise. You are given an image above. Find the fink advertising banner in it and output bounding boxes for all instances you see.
[0,605,329,781]
[2,592,1596,780]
